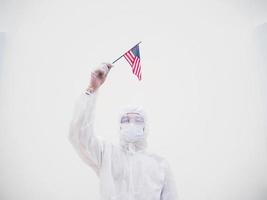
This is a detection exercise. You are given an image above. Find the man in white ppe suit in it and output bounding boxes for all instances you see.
[69,63,178,200]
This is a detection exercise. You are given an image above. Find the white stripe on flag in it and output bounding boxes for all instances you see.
[136,59,141,74]
[126,52,134,62]
[136,59,141,76]
[135,61,141,78]
[124,54,132,65]
[129,51,135,61]
[133,58,138,74]
[125,52,134,63]
[136,62,141,78]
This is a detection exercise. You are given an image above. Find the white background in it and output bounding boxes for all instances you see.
[0,0,267,199]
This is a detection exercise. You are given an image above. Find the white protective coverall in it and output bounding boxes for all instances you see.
[69,91,178,200]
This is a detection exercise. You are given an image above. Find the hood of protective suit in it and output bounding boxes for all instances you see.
[118,105,148,153]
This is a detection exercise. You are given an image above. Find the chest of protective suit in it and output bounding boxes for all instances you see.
[99,144,165,200]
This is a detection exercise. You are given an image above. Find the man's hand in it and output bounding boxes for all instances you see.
[87,63,113,93]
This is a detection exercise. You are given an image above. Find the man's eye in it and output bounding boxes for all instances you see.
[135,117,144,123]
[121,117,129,123]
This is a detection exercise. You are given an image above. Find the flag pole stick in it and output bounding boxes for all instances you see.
[112,41,142,64]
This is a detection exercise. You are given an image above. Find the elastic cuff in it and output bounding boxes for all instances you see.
[85,90,93,95]
[85,87,98,96]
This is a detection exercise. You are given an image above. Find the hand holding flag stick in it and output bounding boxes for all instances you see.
[112,41,142,80]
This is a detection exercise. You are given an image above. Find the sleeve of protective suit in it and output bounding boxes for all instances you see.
[69,91,104,175]
[160,161,179,200]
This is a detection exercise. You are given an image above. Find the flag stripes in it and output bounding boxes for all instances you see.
[123,45,142,80]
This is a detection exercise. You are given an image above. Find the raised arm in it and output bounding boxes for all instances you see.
[69,63,113,175]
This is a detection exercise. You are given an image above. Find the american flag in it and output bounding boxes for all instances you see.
[123,44,142,80]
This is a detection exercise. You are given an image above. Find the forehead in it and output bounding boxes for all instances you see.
[122,112,141,118]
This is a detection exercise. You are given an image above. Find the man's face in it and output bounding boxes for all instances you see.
[119,112,146,143]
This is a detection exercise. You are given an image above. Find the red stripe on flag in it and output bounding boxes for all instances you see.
[138,64,142,78]
[136,59,140,73]
[124,55,132,66]
[126,52,134,62]
[135,61,141,77]
[129,51,135,61]
[125,52,134,63]
[136,59,141,75]
[126,54,134,65]
[133,58,138,74]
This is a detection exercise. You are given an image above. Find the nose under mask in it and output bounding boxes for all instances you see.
[120,124,145,142]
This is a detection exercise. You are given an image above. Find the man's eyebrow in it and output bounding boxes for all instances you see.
[126,112,140,115]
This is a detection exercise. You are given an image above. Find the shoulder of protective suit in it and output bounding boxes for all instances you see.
[145,152,168,164]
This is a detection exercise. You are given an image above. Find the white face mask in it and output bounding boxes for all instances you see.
[120,123,145,142]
